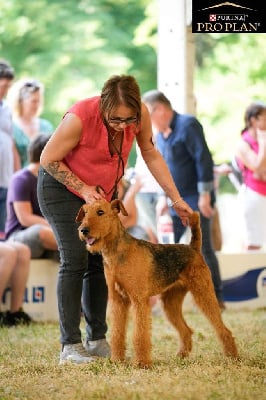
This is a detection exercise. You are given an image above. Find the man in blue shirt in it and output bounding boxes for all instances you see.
[142,90,225,310]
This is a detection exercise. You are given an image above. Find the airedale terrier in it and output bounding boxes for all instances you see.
[76,199,238,368]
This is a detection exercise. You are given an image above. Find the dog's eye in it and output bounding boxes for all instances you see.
[97,209,104,216]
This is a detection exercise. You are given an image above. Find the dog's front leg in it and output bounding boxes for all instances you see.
[131,297,152,368]
[108,281,130,362]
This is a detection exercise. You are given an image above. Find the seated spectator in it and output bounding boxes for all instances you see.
[7,78,53,167]
[5,133,58,259]
[0,241,32,326]
[0,59,20,236]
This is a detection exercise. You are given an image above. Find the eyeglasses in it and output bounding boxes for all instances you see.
[108,116,138,126]
[19,81,41,99]
[23,80,41,90]
[20,80,41,94]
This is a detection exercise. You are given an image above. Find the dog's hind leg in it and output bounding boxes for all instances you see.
[131,297,152,368]
[190,264,238,358]
[161,285,193,357]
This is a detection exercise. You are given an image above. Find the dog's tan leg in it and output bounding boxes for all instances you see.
[190,265,238,358]
[107,280,130,362]
[109,292,130,362]
[131,298,152,368]
[161,285,193,357]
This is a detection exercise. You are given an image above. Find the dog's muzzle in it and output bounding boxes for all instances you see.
[80,227,89,236]
[79,226,97,246]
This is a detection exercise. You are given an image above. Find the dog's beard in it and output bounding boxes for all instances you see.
[79,232,98,249]
[82,236,102,253]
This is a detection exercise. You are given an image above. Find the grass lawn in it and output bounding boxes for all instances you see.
[0,307,265,400]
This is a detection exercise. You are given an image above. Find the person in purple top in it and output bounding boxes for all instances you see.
[5,133,58,259]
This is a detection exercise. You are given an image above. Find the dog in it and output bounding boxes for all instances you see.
[76,199,238,368]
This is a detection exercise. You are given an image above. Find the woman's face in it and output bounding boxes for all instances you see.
[106,104,138,132]
[255,110,266,131]
[21,90,42,117]
[0,78,12,100]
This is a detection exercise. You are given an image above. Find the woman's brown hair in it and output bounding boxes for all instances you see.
[242,101,266,134]
[100,75,141,123]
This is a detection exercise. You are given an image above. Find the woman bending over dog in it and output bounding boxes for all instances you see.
[37,75,192,365]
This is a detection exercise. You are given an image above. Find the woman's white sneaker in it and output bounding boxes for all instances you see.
[59,343,96,364]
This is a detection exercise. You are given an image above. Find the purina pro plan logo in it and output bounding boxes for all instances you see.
[192,1,266,33]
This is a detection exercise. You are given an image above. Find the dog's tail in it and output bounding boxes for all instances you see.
[189,211,202,252]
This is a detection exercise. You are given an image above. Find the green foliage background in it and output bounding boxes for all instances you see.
[1,0,266,165]
[195,33,266,163]
[0,0,157,126]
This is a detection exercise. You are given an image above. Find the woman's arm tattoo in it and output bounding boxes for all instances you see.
[46,161,84,192]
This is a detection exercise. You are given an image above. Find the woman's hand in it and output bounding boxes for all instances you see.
[257,129,266,141]
[81,185,106,204]
[172,198,193,226]
[198,192,215,219]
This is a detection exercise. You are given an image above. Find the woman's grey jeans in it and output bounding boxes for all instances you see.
[37,166,108,345]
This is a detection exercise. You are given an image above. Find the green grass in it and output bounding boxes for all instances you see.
[0,308,265,400]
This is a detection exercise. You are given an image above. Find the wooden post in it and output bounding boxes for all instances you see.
[157,0,195,114]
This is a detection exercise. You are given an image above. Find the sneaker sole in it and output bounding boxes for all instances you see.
[59,356,97,365]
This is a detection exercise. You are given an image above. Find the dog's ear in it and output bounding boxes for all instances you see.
[75,205,85,222]
[111,199,128,216]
